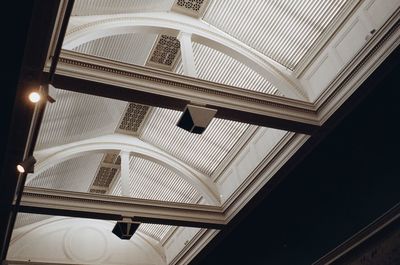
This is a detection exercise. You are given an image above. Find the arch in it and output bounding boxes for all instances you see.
[64,12,308,100]
[29,134,220,205]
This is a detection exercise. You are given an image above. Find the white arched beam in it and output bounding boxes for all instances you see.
[29,134,220,205]
[63,12,308,100]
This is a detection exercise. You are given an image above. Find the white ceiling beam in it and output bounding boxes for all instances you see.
[119,151,130,197]
[177,32,198,78]
[63,12,308,100]
[47,50,320,134]
[19,187,226,229]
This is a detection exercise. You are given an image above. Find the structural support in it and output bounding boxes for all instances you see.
[63,12,308,100]
[20,187,226,229]
[120,151,130,197]
[178,32,197,77]
[29,134,221,205]
[46,50,320,134]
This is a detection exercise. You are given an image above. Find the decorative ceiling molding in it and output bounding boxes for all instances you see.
[146,35,181,71]
[48,50,319,134]
[20,187,225,229]
[63,12,307,100]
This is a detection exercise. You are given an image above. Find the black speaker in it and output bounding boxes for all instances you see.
[112,221,140,240]
[177,104,217,134]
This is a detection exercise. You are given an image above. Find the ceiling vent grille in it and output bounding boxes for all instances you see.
[116,103,150,135]
[172,0,209,17]
[146,35,181,71]
[89,152,121,194]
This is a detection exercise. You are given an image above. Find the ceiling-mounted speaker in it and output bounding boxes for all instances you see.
[112,220,140,240]
[177,104,217,134]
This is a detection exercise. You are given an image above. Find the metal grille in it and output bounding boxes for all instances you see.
[117,103,150,135]
[177,0,204,12]
[148,35,181,69]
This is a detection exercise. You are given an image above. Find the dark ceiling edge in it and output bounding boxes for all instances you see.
[189,45,400,265]
[0,0,63,260]
[313,202,400,264]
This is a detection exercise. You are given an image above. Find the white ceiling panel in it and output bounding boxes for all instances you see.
[110,156,201,203]
[73,33,158,66]
[72,0,176,16]
[203,0,348,69]
[27,153,103,192]
[139,223,174,242]
[14,213,53,229]
[176,42,279,95]
[36,88,127,150]
[140,108,250,175]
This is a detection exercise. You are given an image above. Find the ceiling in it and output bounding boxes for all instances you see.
[192,46,400,265]
[1,0,400,264]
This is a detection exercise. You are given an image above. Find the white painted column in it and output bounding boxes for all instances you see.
[120,151,130,197]
[177,32,197,77]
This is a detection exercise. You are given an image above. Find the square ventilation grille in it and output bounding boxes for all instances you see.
[116,103,150,135]
[89,152,121,194]
[172,0,209,17]
[146,35,181,71]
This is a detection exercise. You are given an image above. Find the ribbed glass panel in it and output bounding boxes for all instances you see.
[176,42,279,95]
[204,0,348,69]
[110,157,201,203]
[36,89,126,150]
[73,33,158,66]
[111,176,122,196]
[14,213,53,229]
[140,108,249,175]
[72,0,175,16]
[27,153,103,192]
[139,224,174,241]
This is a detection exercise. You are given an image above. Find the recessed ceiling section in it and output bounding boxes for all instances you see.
[35,88,127,150]
[140,107,251,176]
[203,0,348,69]
[110,156,202,204]
[71,0,176,16]
[72,33,158,67]
[139,223,174,242]
[175,42,280,95]
[14,213,54,229]
[27,153,103,193]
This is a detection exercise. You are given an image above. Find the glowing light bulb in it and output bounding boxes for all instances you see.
[28,92,41,103]
[17,164,25,173]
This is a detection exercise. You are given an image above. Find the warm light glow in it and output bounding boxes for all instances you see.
[28,91,41,103]
[17,164,25,173]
